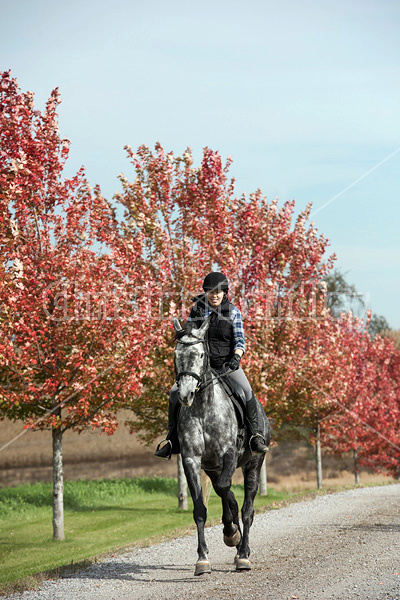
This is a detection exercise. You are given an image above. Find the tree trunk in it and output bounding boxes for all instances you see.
[315,424,323,490]
[177,454,188,510]
[258,455,268,495]
[52,426,65,540]
[353,448,360,484]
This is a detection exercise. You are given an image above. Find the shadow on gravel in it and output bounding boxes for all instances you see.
[65,560,234,584]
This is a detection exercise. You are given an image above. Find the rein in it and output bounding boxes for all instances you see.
[175,337,232,392]
[197,368,233,391]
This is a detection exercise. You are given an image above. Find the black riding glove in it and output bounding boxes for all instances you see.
[228,353,241,371]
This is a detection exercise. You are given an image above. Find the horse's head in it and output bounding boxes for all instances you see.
[173,317,210,407]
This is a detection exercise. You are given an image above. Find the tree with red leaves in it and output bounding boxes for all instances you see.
[115,143,337,446]
[356,337,400,478]
[0,72,158,539]
[322,331,400,480]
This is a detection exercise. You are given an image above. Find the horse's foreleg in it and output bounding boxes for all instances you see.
[206,448,241,547]
[182,455,211,576]
[236,457,264,570]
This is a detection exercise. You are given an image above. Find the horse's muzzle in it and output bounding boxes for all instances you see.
[178,390,195,406]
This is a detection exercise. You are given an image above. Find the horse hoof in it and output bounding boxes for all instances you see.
[223,527,241,547]
[235,557,252,571]
[194,560,211,576]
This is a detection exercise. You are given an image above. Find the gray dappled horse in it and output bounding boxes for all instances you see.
[173,316,270,576]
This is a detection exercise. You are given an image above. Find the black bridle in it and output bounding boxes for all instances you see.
[175,337,207,392]
[175,336,232,393]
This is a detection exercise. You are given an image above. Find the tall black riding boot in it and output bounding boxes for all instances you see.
[246,393,269,455]
[154,388,180,459]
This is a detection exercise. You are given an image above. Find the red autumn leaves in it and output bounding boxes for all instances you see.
[1,71,399,479]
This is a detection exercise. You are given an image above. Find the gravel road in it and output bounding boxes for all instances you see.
[6,484,400,600]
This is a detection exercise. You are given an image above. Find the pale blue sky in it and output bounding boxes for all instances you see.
[2,0,400,327]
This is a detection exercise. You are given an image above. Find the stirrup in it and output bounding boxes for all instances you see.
[249,434,269,455]
[155,439,173,460]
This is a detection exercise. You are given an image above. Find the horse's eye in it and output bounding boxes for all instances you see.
[200,353,204,358]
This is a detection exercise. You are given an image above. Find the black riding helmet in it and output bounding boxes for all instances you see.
[202,272,229,292]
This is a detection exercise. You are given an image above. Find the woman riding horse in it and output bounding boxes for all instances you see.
[155,271,268,458]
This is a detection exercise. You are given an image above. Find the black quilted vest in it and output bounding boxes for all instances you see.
[189,294,235,369]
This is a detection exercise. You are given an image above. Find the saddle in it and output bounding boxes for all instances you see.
[216,372,246,428]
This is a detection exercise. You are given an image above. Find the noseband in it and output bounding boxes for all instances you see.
[175,337,207,392]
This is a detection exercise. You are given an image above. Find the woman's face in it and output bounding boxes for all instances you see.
[207,289,224,308]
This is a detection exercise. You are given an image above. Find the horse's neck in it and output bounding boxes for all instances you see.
[196,368,228,411]
[200,368,214,403]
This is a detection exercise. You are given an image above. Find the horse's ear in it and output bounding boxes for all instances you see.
[172,317,183,332]
[196,315,211,338]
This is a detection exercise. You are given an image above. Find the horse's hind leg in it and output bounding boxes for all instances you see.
[236,457,264,571]
[182,455,211,576]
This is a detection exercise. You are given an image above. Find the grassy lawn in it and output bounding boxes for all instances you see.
[0,477,296,592]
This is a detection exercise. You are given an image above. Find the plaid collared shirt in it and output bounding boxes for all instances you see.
[187,304,246,354]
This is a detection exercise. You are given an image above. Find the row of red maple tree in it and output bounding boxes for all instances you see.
[1,72,399,539]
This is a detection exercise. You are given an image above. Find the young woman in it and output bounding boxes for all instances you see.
[155,272,269,458]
